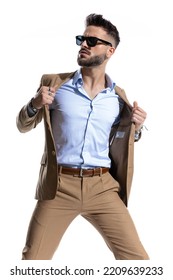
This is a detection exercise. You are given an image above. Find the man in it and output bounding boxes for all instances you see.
[17,13,149,260]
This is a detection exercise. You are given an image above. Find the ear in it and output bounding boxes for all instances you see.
[106,46,116,58]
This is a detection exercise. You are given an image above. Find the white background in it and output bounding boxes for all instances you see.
[0,0,172,278]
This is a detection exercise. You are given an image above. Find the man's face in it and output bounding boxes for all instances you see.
[77,26,114,68]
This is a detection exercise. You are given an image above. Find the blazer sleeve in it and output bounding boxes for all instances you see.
[16,76,44,133]
[16,102,43,133]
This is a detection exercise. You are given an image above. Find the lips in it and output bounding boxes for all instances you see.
[79,48,90,56]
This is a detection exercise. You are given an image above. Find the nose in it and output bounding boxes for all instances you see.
[81,39,89,47]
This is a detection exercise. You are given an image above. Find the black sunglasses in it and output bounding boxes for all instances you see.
[76,35,112,47]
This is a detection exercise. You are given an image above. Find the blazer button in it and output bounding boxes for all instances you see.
[52,150,56,156]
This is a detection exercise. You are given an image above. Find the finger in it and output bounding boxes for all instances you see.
[133,102,146,115]
[47,88,56,98]
[49,86,58,96]
[132,113,144,122]
[133,101,138,109]
[47,86,52,93]
[48,86,55,91]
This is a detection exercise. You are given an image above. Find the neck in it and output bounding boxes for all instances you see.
[81,67,107,99]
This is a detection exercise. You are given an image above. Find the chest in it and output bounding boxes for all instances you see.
[51,87,120,127]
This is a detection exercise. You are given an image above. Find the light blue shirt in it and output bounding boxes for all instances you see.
[50,70,123,168]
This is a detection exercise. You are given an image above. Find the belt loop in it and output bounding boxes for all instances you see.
[99,167,102,177]
[79,168,83,177]
[58,165,62,175]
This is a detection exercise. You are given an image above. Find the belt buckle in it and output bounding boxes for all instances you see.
[80,168,95,177]
[74,168,96,177]
[79,168,93,177]
[73,168,84,177]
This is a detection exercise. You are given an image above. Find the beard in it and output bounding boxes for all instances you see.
[77,53,107,67]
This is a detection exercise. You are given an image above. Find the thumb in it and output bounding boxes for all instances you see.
[133,101,138,109]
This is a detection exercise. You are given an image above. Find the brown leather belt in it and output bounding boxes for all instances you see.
[58,166,109,177]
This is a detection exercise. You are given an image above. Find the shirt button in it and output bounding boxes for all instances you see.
[52,150,56,156]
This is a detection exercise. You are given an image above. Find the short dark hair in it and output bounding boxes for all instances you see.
[85,13,120,47]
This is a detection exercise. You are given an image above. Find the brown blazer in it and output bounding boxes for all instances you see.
[17,71,136,206]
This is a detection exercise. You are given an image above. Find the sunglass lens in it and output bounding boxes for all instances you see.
[76,36,83,46]
[86,37,97,47]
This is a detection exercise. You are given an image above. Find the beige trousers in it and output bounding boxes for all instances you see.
[22,172,149,260]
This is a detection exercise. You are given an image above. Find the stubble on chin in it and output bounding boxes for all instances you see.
[77,54,107,67]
